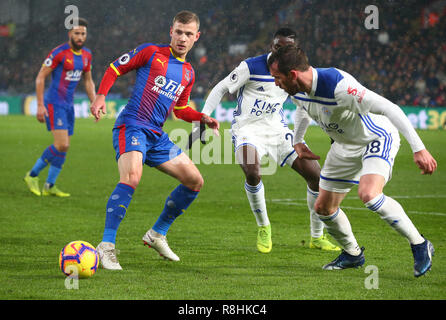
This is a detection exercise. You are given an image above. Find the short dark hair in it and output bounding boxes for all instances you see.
[173,10,200,30]
[268,44,310,74]
[274,27,297,42]
[71,17,88,29]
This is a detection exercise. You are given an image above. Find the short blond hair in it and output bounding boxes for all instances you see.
[173,10,200,30]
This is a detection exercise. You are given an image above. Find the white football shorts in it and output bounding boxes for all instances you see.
[320,132,401,193]
[232,126,298,167]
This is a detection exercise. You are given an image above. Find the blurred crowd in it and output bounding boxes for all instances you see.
[275,0,446,107]
[0,0,445,107]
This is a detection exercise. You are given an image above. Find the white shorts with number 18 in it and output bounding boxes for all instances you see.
[320,132,401,193]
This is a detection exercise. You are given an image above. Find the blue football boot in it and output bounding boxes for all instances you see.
[323,247,365,270]
[411,238,434,277]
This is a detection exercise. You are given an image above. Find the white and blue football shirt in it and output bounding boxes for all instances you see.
[291,67,425,152]
[202,53,291,133]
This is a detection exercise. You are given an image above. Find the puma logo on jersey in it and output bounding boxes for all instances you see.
[157,58,167,67]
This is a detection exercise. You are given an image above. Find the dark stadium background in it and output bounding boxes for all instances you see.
[1,0,445,108]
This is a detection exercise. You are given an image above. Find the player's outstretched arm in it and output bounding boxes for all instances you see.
[90,94,107,122]
[340,78,431,163]
[414,149,437,175]
[174,107,220,132]
[357,88,438,175]
[187,63,248,149]
[177,107,220,150]
[187,77,232,149]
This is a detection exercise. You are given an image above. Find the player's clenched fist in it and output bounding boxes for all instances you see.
[90,94,107,122]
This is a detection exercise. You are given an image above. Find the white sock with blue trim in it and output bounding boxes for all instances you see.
[307,187,324,238]
[365,193,424,245]
[318,208,361,256]
[245,180,270,227]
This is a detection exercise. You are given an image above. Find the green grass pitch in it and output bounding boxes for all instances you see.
[0,115,445,300]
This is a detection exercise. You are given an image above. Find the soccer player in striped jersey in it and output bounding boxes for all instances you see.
[188,28,339,254]
[90,11,219,270]
[268,45,437,277]
[24,18,95,197]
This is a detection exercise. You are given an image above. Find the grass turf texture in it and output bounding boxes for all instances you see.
[0,115,445,300]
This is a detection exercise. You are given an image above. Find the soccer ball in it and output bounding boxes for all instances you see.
[59,240,99,279]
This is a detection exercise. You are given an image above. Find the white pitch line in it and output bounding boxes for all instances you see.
[272,200,446,217]
[272,194,446,202]
[386,195,446,199]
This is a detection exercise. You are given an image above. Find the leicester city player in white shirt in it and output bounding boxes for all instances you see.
[268,45,437,277]
[189,28,339,254]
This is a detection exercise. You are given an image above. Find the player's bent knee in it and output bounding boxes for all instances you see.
[121,171,142,189]
[245,171,261,186]
[186,175,204,191]
[181,171,204,191]
[357,188,380,204]
[241,163,261,185]
[314,201,335,216]
[194,174,204,190]
[196,176,204,190]
[121,178,139,189]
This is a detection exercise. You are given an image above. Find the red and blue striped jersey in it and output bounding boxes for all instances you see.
[110,43,195,133]
[43,43,92,106]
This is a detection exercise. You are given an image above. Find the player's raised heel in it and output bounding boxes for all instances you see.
[309,234,341,251]
[322,247,365,270]
[142,229,180,261]
[257,225,272,253]
[96,242,123,270]
[411,238,434,278]
[24,171,41,196]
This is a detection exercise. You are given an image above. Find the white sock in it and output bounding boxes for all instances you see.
[245,180,270,226]
[318,208,361,256]
[365,193,424,245]
[307,186,324,238]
